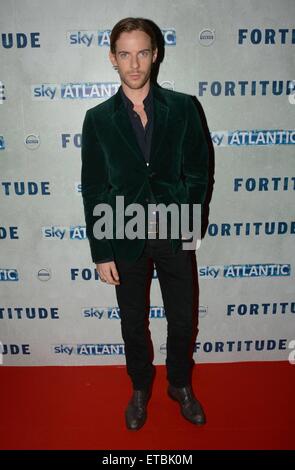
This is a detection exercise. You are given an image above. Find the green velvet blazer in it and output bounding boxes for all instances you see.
[81,82,209,263]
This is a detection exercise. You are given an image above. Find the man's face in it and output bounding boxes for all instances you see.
[109,30,158,90]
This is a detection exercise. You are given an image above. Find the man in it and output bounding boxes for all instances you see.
[81,17,209,431]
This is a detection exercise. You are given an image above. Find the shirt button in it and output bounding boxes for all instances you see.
[145,197,150,202]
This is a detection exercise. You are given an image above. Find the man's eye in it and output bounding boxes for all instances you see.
[120,53,128,58]
[139,51,149,57]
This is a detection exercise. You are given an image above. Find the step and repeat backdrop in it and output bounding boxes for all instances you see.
[0,0,294,366]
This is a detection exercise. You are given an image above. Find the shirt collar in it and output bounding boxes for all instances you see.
[120,84,153,110]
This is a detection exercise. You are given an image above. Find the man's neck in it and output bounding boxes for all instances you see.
[121,80,151,106]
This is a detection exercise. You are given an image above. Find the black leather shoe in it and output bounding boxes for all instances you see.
[168,384,206,425]
[125,389,151,431]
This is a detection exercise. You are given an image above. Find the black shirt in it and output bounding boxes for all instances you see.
[119,85,154,164]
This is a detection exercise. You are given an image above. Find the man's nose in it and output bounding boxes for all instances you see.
[130,55,139,69]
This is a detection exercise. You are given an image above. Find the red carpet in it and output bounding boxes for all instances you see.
[0,361,293,450]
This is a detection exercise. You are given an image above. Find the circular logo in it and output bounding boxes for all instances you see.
[199,305,208,318]
[199,29,215,46]
[25,134,40,150]
[37,268,51,281]
[160,80,174,91]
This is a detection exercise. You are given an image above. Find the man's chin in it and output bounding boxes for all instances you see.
[123,76,149,90]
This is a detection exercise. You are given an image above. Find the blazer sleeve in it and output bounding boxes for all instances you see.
[182,96,209,218]
[81,110,114,263]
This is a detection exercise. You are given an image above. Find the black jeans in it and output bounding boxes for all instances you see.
[115,238,198,390]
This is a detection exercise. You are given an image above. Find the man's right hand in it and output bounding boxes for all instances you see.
[95,261,120,285]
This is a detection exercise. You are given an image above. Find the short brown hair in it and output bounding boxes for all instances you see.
[110,17,157,54]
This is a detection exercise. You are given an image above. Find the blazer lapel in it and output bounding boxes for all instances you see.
[111,83,170,168]
[149,83,169,168]
[111,93,143,166]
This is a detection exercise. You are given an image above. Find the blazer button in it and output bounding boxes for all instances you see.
[145,197,150,202]
[149,172,156,178]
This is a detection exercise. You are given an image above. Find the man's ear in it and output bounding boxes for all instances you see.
[152,48,158,63]
[109,50,117,66]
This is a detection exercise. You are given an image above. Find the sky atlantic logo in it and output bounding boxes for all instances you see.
[81,306,166,319]
[31,82,119,100]
[211,130,295,146]
[32,80,174,101]
[0,135,5,149]
[82,307,122,319]
[67,29,176,47]
[42,226,86,240]
[199,264,291,279]
[81,306,206,319]
[0,269,19,281]
[222,264,291,278]
[53,343,125,355]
